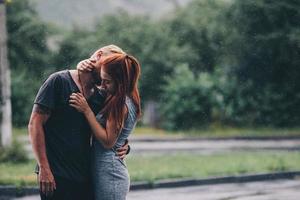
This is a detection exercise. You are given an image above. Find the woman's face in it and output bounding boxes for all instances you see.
[100,68,116,95]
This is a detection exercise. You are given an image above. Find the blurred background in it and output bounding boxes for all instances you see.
[3,0,300,129]
[0,0,300,198]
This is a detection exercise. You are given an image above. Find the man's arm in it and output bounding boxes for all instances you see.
[28,104,56,195]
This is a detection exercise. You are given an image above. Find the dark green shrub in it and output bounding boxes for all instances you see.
[0,141,29,163]
[160,65,215,130]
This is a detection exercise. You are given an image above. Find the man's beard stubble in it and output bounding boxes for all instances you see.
[91,69,101,86]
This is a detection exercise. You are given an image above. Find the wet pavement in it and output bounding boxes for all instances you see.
[19,135,300,158]
[13,178,300,200]
[130,139,300,155]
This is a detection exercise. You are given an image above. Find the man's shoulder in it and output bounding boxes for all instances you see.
[48,70,69,79]
[45,70,71,84]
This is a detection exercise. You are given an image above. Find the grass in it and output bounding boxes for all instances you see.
[1,151,300,186]
[13,127,27,137]
[127,152,300,182]
[0,160,36,186]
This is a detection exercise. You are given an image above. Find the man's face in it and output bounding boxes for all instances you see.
[89,48,110,86]
[91,68,101,86]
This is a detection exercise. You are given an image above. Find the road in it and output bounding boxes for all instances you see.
[14,179,300,200]
[130,138,300,155]
[19,135,300,158]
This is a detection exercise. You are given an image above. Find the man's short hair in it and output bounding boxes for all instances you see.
[90,44,126,70]
[99,44,125,55]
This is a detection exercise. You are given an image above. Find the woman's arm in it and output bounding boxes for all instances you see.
[69,92,118,149]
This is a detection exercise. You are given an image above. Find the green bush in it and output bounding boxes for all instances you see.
[160,64,215,130]
[0,141,29,163]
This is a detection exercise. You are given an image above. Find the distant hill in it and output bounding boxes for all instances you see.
[30,0,192,29]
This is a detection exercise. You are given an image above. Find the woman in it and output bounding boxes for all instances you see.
[69,52,141,200]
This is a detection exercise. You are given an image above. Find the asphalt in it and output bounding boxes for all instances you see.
[127,178,300,200]
[130,139,300,155]
[11,178,300,200]
[18,135,300,158]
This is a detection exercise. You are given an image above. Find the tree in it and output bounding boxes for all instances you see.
[167,0,230,73]
[225,0,300,126]
[6,0,52,126]
[0,0,12,147]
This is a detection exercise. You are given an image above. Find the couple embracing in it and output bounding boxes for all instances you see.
[28,45,141,200]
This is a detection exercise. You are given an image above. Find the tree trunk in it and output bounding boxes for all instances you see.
[0,3,12,147]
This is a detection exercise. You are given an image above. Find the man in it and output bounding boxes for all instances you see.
[28,45,128,200]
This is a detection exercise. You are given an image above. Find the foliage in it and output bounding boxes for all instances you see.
[0,141,29,163]
[224,0,300,126]
[160,65,215,130]
[52,28,90,70]
[167,0,229,73]
[5,0,300,128]
[6,0,53,126]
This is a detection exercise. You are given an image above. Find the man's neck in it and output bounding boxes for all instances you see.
[78,70,94,90]
[69,70,94,98]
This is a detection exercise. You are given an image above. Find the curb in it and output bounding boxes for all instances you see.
[0,186,38,198]
[130,135,300,142]
[1,171,300,198]
[130,171,300,190]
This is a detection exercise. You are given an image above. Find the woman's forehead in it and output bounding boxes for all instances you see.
[101,69,112,80]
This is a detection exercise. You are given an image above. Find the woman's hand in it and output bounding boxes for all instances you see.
[69,93,91,114]
[76,58,96,72]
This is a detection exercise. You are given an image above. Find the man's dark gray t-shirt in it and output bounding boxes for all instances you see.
[34,70,105,182]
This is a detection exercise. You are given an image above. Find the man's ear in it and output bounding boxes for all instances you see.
[96,50,104,60]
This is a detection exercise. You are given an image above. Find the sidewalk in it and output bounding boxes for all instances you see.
[12,178,300,200]
[2,171,300,199]
[127,178,300,200]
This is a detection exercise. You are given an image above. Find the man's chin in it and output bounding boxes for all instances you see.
[99,87,107,93]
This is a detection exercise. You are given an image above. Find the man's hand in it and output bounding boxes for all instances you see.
[39,166,56,196]
[116,140,130,160]
[77,59,96,72]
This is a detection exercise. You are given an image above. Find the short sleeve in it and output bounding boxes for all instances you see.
[34,73,61,110]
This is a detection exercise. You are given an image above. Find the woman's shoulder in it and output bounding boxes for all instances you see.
[125,96,137,119]
[125,96,136,109]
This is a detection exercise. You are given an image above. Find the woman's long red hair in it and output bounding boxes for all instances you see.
[100,53,141,134]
